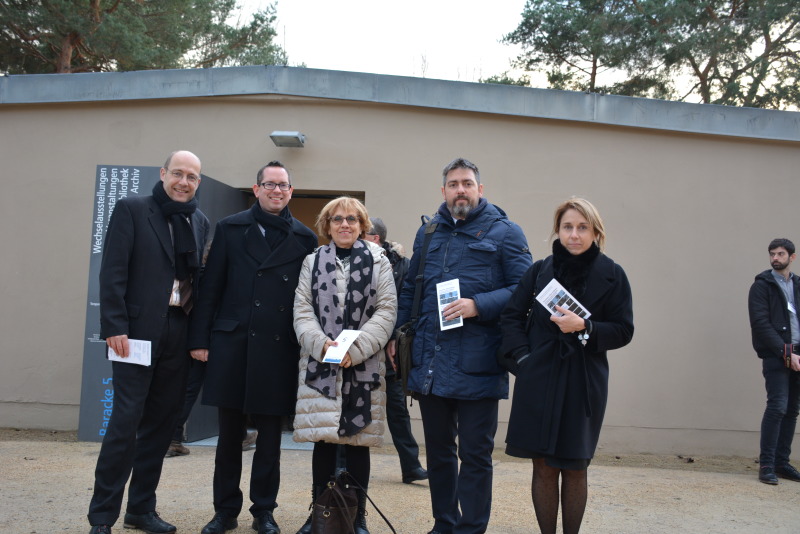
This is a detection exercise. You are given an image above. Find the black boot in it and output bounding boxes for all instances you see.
[353,488,369,534]
[295,484,322,534]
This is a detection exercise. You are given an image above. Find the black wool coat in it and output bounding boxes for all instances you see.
[499,252,634,460]
[188,208,317,415]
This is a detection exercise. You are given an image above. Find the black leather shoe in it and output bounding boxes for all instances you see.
[776,463,800,482]
[402,466,429,484]
[89,526,112,534]
[759,466,779,485]
[201,512,238,534]
[123,511,176,533]
[251,511,280,534]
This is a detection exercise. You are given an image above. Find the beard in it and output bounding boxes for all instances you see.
[448,196,476,219]
[772,260,790,271]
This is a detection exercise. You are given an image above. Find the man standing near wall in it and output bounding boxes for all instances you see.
[188,161,317,534]
[389,158,532,534]
[749,238,800,485]
[88,150,210,534]
[365,217,428,484]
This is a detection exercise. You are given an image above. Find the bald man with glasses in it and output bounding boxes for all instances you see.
[88,150,210,534]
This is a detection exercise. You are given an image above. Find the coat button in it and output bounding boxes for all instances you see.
[274,334,281,341]
[443,267,450,273]
[257,271,263,277]
[435,345,441,351]
[452,232,457,236]
[254,300,261,307]
[250,330,256,336]
[282,274,289,281]
[279,305,286,312]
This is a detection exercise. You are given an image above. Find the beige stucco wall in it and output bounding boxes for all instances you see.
[1,89,798,456]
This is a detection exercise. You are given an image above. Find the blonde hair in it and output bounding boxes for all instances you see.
[551,197,606,251]
[315,197,372,239]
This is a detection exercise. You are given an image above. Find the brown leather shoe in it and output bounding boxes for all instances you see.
[165,440,190,457]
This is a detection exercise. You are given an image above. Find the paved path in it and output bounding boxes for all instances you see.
[2,439,800,534]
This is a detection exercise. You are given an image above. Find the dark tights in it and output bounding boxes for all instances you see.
[531,458,587,534]
[312,442,370,489]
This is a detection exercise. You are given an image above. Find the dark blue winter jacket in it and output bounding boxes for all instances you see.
[396,198,532,399]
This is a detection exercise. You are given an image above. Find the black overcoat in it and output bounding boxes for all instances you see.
[188,208,317,415]
[500,252,633,460]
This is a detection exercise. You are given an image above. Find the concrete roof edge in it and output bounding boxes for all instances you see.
[1,65,798,142]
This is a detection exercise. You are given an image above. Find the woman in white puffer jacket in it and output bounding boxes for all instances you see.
[292,196,397,534]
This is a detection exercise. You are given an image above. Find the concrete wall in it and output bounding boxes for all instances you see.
[1,67,799,456]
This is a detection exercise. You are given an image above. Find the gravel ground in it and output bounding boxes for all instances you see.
[2,428,800,534]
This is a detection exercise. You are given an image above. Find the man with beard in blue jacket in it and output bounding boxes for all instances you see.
[389,158,532,534]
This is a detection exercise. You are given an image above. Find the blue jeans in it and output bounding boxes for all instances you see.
[760,356,800,467]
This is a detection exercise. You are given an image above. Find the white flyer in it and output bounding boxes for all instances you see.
[437,278,463,331]
[107,339,152,366]
[536,278,592,319]
[322,329,363,364]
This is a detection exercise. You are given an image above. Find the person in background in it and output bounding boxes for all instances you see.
[188,161,317,534]
[499,197,634,534]
[88,150,209,534]
[365,217,428,484]
[748,238,800,485]
[293,197,397,534]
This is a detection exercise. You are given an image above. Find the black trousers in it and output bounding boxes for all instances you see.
[213,407,283,518]
[311,442,370,488]
[385,374,423,474]
[172,360,206,442]
[88,308,190,526]
[418,394,498,534]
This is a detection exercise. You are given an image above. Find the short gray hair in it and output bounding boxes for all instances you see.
[441,157,480,186]
[368,217,387,243]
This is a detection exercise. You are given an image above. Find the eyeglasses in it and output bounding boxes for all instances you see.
[329,215,359,224]
[167,169,200,184]
[259,181,291,191]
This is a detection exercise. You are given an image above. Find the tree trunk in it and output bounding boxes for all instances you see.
[56,32,81,73]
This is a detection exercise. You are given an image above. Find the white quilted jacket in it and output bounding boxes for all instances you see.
[292,240,397,446]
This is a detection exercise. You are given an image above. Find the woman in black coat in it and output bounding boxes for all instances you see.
[499,198,633,534]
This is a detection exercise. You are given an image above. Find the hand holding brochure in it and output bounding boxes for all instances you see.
[108,339,152,366]
[322,330,363,364]
[536,279,592,319]
[436,279,463,331]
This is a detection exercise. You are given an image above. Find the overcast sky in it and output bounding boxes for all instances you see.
[238,0,526,82]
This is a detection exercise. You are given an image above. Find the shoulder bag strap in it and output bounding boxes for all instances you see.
[410,217,438,325]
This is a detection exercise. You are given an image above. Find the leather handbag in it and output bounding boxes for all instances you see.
[395,218,438,395]
[311,471,397,534]
[311,475,357,534]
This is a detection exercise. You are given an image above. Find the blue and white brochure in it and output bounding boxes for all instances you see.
[322,329,363,364]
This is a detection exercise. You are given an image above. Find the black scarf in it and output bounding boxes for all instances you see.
[151,182,199,281]
[552,240,600,298]
[250,203,294,251]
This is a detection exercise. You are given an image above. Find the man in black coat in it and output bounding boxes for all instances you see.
[365,217,428,484]
[88,150,210,534]
[188,161,317,534]
[748,238,800,485]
